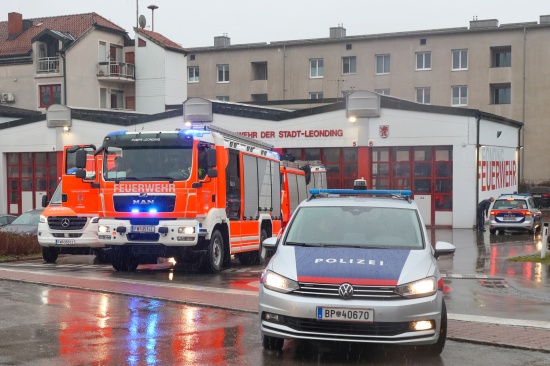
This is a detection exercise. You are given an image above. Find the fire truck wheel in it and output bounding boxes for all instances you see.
[111,247,139,272]
[202,230,224,273]
[42,247,59,263]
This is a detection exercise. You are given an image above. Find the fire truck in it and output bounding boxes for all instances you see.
[37,145,104,263]
[74,126,283,273]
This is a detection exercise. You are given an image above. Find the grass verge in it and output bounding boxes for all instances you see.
[507,254,550,264]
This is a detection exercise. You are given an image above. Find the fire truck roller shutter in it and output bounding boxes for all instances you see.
[270,161,281,218]
[243,155,260,219]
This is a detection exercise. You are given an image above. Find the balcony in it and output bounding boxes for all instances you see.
[97,62,135,82]
[37,56,60,74]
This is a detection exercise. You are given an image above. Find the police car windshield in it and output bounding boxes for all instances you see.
[103,147,193,181]
[285,206,423,249]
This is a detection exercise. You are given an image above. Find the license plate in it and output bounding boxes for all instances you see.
[317,307,374,322]
[502,215,516,221]
[55,239,76,245]
[131,225,155,233]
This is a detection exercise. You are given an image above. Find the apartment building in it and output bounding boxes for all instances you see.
[186,17,550,184]
[0,12,187,114]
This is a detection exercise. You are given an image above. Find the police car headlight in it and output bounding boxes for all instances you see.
[395,277,437,298]
[39,215,47,223]
[261,270,299,293]
[98,225,110,233]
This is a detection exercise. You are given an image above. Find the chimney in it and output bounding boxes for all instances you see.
[469,18,499,29]
[330,25,346,38]
[214,34,230,47]
[8,12,23,37]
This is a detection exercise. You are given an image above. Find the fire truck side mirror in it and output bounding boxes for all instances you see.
[75,169,86,179]
[206,149,217,167]
[208,168,218,178]
[75,149,88,168]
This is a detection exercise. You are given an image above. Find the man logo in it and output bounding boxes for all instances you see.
[61,218,70,228]
[338,283,354,299]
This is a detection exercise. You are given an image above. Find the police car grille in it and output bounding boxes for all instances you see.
[296,282,400,300]
[284,316,409,336]
[48,217,88,230]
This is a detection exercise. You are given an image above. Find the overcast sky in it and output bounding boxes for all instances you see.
[5,0,550,48]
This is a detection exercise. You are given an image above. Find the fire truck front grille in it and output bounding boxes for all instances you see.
[48,217,88,230]
[52,233,83,238]
[114,195,176,213]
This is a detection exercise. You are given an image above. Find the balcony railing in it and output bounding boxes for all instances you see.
[97,62,135,79]
[37,57,60,73]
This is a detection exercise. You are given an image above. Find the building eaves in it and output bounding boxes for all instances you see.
[187,21,550,53]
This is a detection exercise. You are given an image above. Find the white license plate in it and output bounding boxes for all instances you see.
[502,215,516,221]
[55,239,76,245]
[131,225,155,233]
[317,307,374,322]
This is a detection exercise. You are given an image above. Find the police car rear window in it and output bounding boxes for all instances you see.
[285,206,423,249]
[493,199,528,210]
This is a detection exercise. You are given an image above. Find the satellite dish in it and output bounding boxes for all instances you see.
[138,15,146,28]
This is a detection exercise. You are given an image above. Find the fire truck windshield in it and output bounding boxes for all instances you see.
[103,147,193,181]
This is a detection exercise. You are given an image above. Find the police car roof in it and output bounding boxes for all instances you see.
[304,189,415,209]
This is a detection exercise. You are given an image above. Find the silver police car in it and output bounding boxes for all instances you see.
[259,188,455,355]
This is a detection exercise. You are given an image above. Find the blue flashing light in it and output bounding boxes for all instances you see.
[106,130,128,137]
[131,208,139,213]
[309,189,412,197]
[179,129,212,138]
[149,208,158,213]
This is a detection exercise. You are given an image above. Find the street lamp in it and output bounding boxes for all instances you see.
[147,4,158,31]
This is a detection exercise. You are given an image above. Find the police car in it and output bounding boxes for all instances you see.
[259,186,455,355]
[489,193,542,235]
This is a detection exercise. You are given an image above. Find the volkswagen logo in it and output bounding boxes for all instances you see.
[338,283,354,299]
[61,218,70,228]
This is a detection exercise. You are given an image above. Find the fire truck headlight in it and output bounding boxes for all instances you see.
[98,225,110,233]
[39,215,47,223]
[178,227,195,234]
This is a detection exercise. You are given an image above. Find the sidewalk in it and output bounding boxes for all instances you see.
[1,268,549,353]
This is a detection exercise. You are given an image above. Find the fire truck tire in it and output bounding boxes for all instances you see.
[111,247,139,272]
[42,247,59,263]
[201,230,224,273]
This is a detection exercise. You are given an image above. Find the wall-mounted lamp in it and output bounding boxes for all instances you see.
[348,116,357,124]
[63,126,70,134]
[519,145,524,149]
[185,121,192,127]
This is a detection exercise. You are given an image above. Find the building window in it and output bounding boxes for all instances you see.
[310,92,323,99]
[39,84,61,108]
[251,94,268,102]
[252,61,268,80]
[452,49,468,70]
[342,56,356,75]
[110,89,124,109]
[416,52,431,70]
[310,59,324,78]
[492,46,511,67]
[420,38,427,45]
[376,54,390,74]
[188,66,199,82]
[374,89,390,95]
[189,54,196,61]
[416,87,431,104]
[451,85,468,106]
[346,44,352,50]
[217,64,229,83]
[100,88,107,108]
[217,96,229,101]
[491,83,511,104]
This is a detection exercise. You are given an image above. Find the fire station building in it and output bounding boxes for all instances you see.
[0,91,522,228]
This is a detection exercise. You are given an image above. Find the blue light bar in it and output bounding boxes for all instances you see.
[179,129,212,138]
[309,189,412,197]
[106,130,128,137]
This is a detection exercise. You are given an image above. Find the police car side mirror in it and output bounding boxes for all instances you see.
[262,236,278,248]
[434,241,455,259]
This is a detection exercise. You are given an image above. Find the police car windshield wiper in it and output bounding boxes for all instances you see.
[285,242,323,247]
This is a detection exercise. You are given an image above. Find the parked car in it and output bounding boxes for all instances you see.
[258,185,455,356]
[0,214,17,227]
[528,186,550,208]
[489,193,542,235]
[0,209,44,235]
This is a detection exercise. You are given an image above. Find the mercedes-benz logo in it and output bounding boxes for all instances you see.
[338,283,354,299]
[61,218,70,228]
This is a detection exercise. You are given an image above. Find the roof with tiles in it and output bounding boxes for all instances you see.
[0,12,127,56]
[135,28,187,54]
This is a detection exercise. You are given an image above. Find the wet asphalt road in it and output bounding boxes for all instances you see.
[1,280,550,366]
[1,226,550,364]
